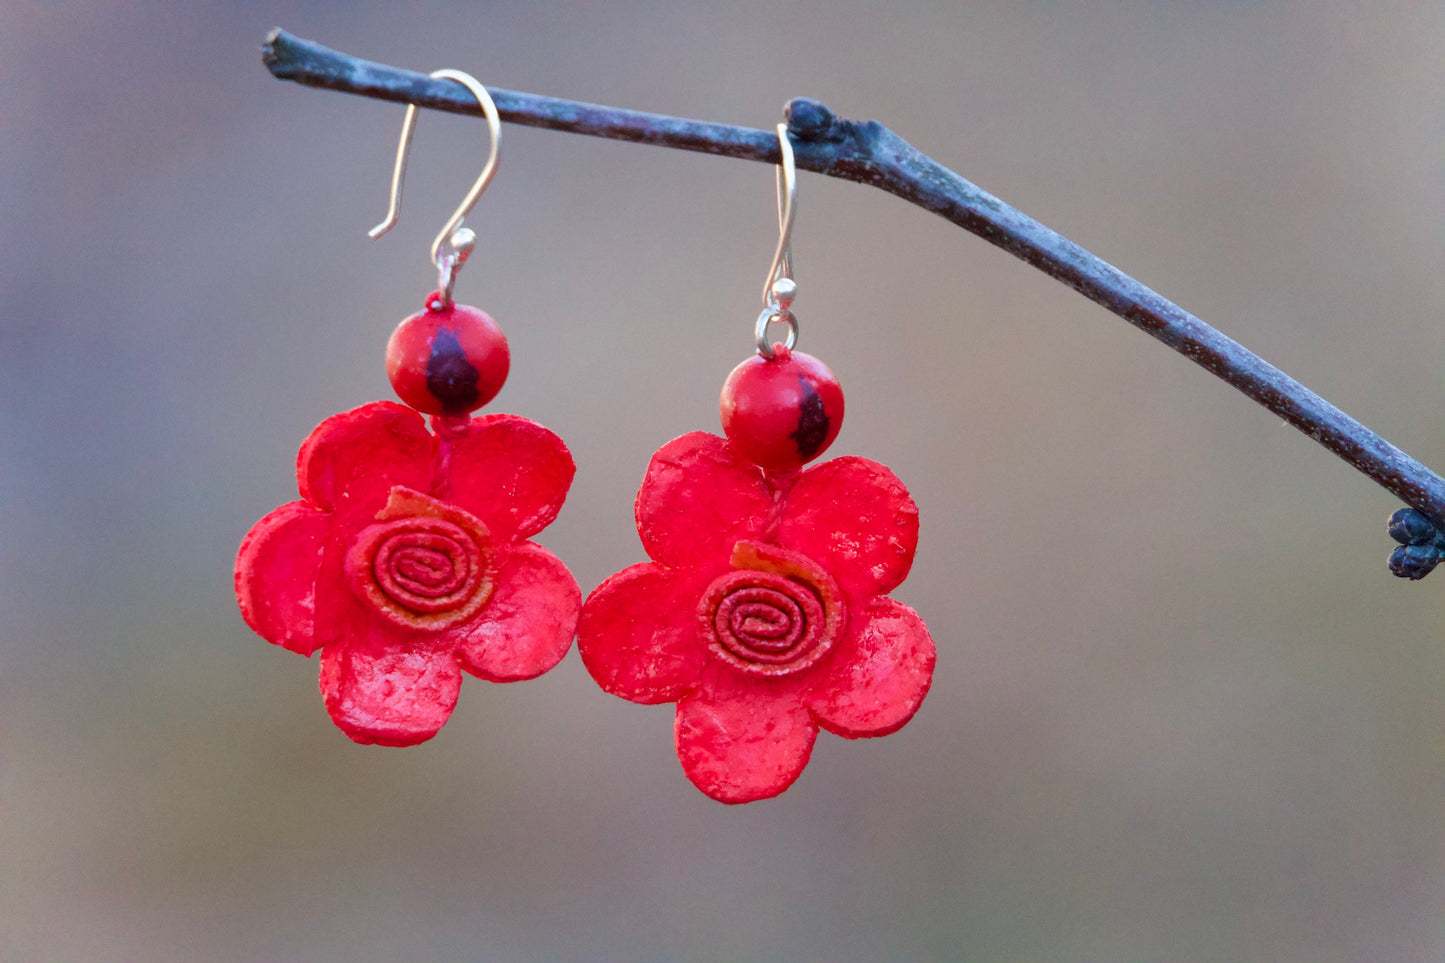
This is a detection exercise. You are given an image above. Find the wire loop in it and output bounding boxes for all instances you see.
[755,305,799,359]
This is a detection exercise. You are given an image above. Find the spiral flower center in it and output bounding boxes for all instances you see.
[697,541,845,677]
[344,487,497,631]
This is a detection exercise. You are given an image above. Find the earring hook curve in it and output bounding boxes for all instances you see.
[756,122,798,359]
[761,122,797,307]
[368,68,502,306]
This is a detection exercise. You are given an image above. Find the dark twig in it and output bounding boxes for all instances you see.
[262,28,1445,545]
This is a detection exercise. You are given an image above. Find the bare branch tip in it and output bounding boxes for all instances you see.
[261,27,289,70]
[784,97,839,141]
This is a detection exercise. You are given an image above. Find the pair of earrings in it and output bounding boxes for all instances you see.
[234,70,935,804]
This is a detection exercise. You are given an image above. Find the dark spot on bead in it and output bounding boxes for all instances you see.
[789,375,830,459]
[426,327,480,414]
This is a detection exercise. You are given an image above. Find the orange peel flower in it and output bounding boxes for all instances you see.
[236,401,579,747]
[578,431,934,803]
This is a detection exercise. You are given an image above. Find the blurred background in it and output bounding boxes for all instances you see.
[4,3,1444,960]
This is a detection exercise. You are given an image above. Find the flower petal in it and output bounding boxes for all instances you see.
[577,562,712,704]
[235,500,331,656]
[451,542,580,681]
[438,414,575,543]
[806,597,935,738]
[298,402,436,524]
[636,432,773,568]
[776,456,919,599]
[311,538,370,652]
[674,679,817,804]
[318,633,462,747]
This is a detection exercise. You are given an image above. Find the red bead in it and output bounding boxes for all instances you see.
[386,293,509,416]
[719,344,844,471]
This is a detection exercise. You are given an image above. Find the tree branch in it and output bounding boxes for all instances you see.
[262,27,1445,540]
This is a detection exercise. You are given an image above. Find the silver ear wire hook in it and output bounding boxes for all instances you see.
[761,122,797,306]
[369,68,502,308]
[755,122,799,359]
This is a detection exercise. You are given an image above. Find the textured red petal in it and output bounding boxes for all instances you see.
[636,432,773,569]
[318,634,462,747]
[234,500,332,656]
[298,402,437,526]
[577,562,713,704]
[451,542,581,682]
[806,597,935,738]
[310,536,371,653]
[439,413,575,543]
[674,679,817,804]
[776,456,919,599]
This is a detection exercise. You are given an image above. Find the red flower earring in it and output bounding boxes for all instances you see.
[577,123,935,803]
[236,71,580,747]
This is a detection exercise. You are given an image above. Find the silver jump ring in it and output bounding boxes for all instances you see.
[755,305,799,360]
